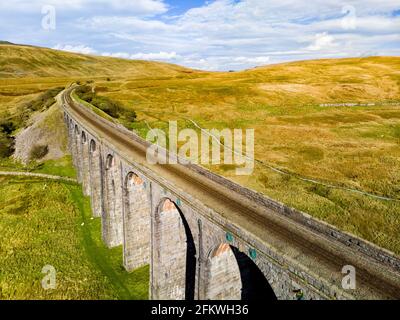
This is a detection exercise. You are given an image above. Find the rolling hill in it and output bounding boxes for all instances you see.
[0,43,400,254]
[0,43,194,78]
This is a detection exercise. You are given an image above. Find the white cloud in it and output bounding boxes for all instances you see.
[234,56,270,64]
[0,0,168,15]
[102,51,180,61]
[53,44,97,55]
[2,0,400,70]
[306,32,337,51]
[129,51,180,60]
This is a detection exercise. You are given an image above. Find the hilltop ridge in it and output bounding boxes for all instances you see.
[0,44,196,78]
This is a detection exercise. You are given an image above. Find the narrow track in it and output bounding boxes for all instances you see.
[0,171,77,183]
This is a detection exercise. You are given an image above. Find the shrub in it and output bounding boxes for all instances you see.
[91,96,121,118]
[29,144,49,160]
[23,87,64,113]
[75,85,94,102]
[124,110,137,123]
[75,85,137,123]
[0,121,17,135]
[0,132,14,158]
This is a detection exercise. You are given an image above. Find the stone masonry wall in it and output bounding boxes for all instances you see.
[102,153,123,247]
[205,243,241,300]
[152,199,188,300]
[80,131,91,197]
[89,139,102,218]
[122,170,151,271]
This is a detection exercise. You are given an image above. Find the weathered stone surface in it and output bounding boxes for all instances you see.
[102,153,123,248]
[122,170,151,271]
[89,139,102,218]
[80,131,91,196]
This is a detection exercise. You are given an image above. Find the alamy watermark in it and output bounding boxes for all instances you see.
[341,5,357,30]
[146,121,255,175]
[41,265,57,290]
[341,265,356,290]
[41,5,56,30]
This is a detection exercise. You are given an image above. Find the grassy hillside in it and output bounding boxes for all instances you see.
[0,45,399,255]
[88,56,400,254]
[0,157,149,300]
[0,43,199,121]
[0,43,193,78]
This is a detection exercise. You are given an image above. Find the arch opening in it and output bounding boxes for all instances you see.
[81,131,87,144]
[205,243,277,300]
[90,139,96,153]
[153,198,196,300]
[106,154,114,170]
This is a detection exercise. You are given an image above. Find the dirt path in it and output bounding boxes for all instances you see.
[0,171,77,183]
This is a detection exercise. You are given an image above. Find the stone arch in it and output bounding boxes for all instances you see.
[102,154,123,248]
[73,125,82,182]
[152,198,196,300]
[204,243,277,300]
[81,131,87,144]
[122,171,151,271]
[80,131,91,196]
[67,119,73,153]
[89,139,102,217]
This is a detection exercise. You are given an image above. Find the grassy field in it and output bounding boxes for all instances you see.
[87,56,400,254]
[0,157,149,300]
[1,43,399,255]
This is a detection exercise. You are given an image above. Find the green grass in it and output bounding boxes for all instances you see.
[0,156,76,178]
[32,156,77,178]
[69,186,149,299]
[0,158,149,300]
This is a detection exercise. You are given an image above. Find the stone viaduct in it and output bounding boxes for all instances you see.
[61,87,400,300]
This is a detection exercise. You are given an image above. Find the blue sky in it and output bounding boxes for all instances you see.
[0,0,399,70]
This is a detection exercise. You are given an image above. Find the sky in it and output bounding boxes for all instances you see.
[0,0,399,71]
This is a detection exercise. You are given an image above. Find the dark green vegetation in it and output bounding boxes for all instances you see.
[0,126,14,158]
[0,86,64,159]
[13,86,64,129]
[75,85,137,128]
[29,144,49,160]
[0,157,149,299]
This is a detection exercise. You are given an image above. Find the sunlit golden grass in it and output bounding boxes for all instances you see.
[1,44,399,254]
[95,56,400,253]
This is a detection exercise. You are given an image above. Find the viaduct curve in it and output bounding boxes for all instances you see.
[60,86,400,300]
